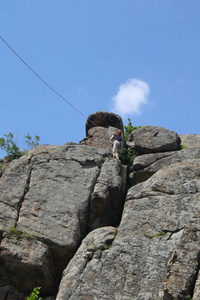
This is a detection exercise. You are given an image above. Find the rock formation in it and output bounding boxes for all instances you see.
[0,111,200,300]
[80,111,125,149]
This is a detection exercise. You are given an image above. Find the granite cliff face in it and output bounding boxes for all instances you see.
[0,111,200,300]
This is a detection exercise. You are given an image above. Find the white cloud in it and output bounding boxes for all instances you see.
[111,78,150,116]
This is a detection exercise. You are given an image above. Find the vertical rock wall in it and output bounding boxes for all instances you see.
[0,142,127,298]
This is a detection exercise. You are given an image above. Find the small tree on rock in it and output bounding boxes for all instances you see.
[24,133,40,150]
[0,132,40,161]
[124,118,142,141]
[0,132,22,160]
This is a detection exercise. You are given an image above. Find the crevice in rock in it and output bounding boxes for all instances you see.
[87,160,127,234]
[0,230,3,243]
[85,157,108,234]
[86,169,102,237]
[164,227,185,240]
[16,167,32,224]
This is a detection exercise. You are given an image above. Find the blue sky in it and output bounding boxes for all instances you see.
[1,1,200,158]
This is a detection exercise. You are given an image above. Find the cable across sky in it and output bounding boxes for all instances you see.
[0,35,97,127]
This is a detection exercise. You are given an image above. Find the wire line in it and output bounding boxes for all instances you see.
[0,36,97,127]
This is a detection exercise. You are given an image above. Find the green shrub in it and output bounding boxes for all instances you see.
[7,229,36,240]
[181,144,188,149]
[121,118,141,166]
[0,132,23,161]
[185,295,192,300]
[7,226,22,238]
[124,118,142,141]
[6,222,36,240]
[0,132,40,161]
[27,287,42,300]
[24,133,40,150]
[119,147,138,166]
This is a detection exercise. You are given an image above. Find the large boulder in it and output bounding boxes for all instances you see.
[129,145,200,184]
[127,125,181,154]
[80,111,125,149]
[85,111,124,135]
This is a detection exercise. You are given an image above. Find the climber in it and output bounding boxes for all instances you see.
[110,130,122,160]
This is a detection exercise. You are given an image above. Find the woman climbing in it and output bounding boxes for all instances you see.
[110,130,122,160]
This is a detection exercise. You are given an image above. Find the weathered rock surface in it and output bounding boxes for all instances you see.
[88,158,127,231]
[1,113,200,300]
[164,218,200,299]
[0,155,32,231]
[85,111,124,136]
[0,141,127,298]
[80,111,125,149]
[17,143,102,276]
[127,125,181,153]
[80,126,119,149]
[0,158,9,177]
[57,159,200,299]
[56,226,116,300]
[1,236,56,294]
[129,146,200,184]
[179,133,200,148]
